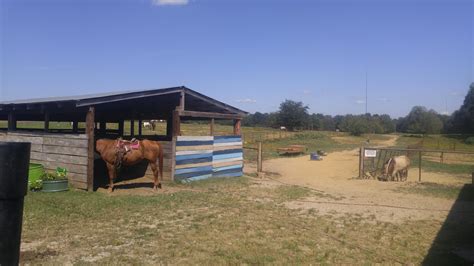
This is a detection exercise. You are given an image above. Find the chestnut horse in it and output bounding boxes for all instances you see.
[95,139,164,192]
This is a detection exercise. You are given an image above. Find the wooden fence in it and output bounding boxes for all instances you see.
[0,131,89,189]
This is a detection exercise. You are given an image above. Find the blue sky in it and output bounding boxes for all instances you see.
[1,0,472,118]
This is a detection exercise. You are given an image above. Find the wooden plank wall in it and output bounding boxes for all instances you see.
[0,131,89,189]
[212,135,243,177]
[174,135,243,181]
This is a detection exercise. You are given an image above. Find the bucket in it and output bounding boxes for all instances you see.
[310,152,321,161]
[0,142,31,265]
[28,163,44,189]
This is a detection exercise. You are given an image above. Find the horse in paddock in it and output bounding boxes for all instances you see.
[95,138,164,192]
[382,155,411,181]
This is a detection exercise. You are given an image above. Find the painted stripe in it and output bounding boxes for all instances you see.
[177,136,213,141]
[212,156,243,163]
[174,169,213,179]
[213,149,243,156]
[213,152,243,160]
[214,138,242,144]
[186,174,213,181]
[213,167,242,175]
[176,140,213,147]
[176,161,212,169]
[212,172,242,178]
[214,135,241,140]
[176,145,214,152]
[213,145,242,151]
[176,157,212,166]
[212,160,243,168]
[175,165,213,175]
[176,150,213,156]
[176,152,212,161]
[213,141,242,147]
[213,164,242,172]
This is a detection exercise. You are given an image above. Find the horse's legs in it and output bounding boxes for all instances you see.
[106,162,116,193]
[150,162,162,190]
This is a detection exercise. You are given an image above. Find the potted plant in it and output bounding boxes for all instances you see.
[41,167,69,192]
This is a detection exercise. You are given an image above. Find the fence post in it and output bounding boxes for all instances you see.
[257,142,263,177]
[418,151,422,182]
[440,152,444,164]
[359,147,365,179]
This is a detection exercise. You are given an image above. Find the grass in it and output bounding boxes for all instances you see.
[395,134,474,151]
[20,176,473,264]
[395,182,474,200]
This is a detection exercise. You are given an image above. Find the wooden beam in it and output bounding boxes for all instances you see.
[210,118,215,136]
[8,111,16,131]
[85,106,95,191]
[44,111,50,132]
[118,120,124,136]
[72,120,79,133]
[138,118,143,136]
[179,110,244,120]
[179,90,185,111]
[166,117,173,138]
[233,119,241,135]
[172,110,181,137]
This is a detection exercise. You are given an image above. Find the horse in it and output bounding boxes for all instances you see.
[95,138,164,192]
[382,155,410,181]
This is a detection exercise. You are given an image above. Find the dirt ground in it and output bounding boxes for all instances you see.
[245,135,474,223]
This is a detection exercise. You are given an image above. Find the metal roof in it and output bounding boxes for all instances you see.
[0,86,247,115]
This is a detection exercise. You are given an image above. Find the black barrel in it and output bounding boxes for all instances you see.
[0,142,31,266]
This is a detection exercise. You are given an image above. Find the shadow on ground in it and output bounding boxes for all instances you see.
[423,184,474,265]
[93,159,149,191]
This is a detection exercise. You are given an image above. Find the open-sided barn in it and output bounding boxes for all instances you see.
[0,86,247,190]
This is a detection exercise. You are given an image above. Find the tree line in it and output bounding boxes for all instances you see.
[242,83,474,135]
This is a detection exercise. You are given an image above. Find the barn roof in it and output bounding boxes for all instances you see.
[0,86,247,121]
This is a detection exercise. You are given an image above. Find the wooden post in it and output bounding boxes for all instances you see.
[99,121,106,135]
[418,151,422,182]
[7,111,16,131]
[118,120,124,136]
[166,117,173,138]
[440,152,444,164]
[233,119,241,135]
[72,120,78,133]
[44,111,50,132]
[257,142,263,176]
[130,119,135,137]
[85,107,95,191]
[359,147,365,179]
[179,90,185,111]
[210,118,215,136]
[138,118,143,136]
[172,110,181,137]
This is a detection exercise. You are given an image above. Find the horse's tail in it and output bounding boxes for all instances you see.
[158,142,164,180]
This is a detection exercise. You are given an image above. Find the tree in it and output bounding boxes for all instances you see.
[397,106,443,134]
[447,83,474,133]
[277,100,309,131]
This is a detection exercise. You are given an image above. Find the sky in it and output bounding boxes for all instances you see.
[0,0,473,118]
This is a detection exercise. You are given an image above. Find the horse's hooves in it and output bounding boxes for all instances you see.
[108,187,113,193]
[158,183,162,189]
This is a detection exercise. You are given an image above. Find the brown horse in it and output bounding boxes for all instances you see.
[95,139,164,192]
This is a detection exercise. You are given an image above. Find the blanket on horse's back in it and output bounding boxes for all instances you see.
[115,138,141,169]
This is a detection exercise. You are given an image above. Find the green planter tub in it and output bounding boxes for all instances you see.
[28,163,44,188]
[42,179,69,192]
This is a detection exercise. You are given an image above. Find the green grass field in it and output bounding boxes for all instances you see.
[20,177,472,264]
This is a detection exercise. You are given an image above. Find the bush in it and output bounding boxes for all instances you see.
[465,137,474,145]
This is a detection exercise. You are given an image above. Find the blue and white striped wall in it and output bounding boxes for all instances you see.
[174,135,243,181]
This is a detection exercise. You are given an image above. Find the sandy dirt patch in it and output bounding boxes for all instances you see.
[245,135,472,223]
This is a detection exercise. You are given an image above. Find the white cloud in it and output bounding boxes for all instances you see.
[440,111,450,115]
[152,0,189,6]
[303,90,311,95]
[236,98,257,104]
[355,100,365,104]
[378,97,389,102]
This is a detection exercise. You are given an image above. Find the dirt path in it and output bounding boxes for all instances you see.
[248,135,473,223]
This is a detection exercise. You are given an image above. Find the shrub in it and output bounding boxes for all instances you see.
[465,137,474,145]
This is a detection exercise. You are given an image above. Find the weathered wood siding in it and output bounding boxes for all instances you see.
[174,135,243,181]
[0,131,89,189]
